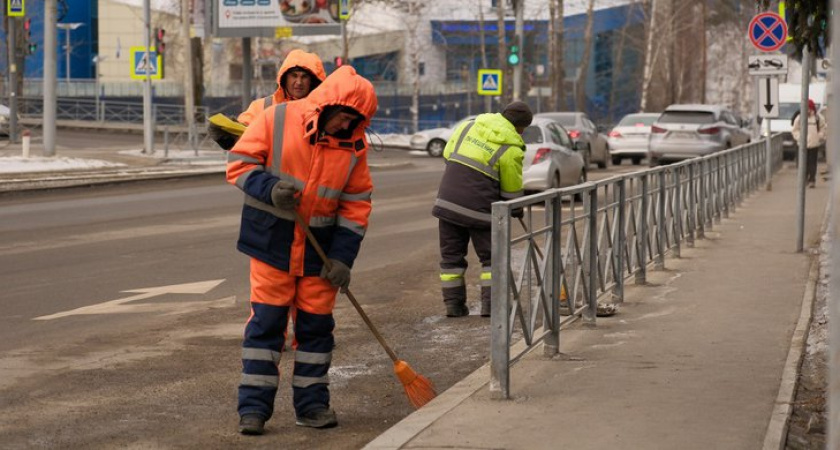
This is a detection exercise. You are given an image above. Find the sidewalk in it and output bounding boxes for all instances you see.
[365,165,828,450]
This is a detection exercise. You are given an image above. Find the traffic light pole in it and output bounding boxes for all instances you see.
[512,0,524,101]
[43,0,57,156]
[8,17,18,144]
[143,0,154,154]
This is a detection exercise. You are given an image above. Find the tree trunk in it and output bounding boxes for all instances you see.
[574,0,595,111]
[547,0,556,112]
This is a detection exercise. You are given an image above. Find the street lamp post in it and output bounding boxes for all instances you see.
[56,22,84,83]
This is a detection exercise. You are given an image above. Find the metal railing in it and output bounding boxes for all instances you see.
[18,97,209,126]
[489,135,784,399]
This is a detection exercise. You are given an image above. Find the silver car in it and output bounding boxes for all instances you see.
[522,118,586,191]
[648,104,752,166]
[534,111,609,169]
[607,113,660,166]
[409,115,476,157]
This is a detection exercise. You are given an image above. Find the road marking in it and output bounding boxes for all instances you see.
[33,279,226,320]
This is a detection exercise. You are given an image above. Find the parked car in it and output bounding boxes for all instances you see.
[606,112,660,166]
[409,115,477,157]
[521,117,586,191]
[534,111,609,169]
[648,104,752,166]
[0,104,11,136]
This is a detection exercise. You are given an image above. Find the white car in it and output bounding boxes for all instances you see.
[522,118,586,191]
[409,115,476,157]
[607,112,660,165]
[0,104,10,136]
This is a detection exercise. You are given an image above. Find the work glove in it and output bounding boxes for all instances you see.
[321,259,351,290]
[270,180,297,210]
[511,208,524,219]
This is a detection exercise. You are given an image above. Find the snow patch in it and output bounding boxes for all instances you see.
[0,156,125,174]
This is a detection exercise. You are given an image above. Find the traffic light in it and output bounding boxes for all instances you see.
[507,45,520,66]
[334,56,343,68]
[28,43,37,55]
[23,19,34,55]
[155,28,166,55]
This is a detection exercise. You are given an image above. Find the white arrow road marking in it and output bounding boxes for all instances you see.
[33,279,226,321]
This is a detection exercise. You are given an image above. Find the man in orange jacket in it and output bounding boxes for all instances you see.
[227,66,377,435]
[237,49,327,126]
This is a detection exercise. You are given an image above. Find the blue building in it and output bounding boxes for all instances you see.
[1,0,97,79]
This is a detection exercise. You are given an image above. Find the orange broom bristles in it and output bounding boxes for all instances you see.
[394,360,437,408]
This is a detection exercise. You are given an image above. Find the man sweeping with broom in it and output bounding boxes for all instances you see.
[227,66,437,436]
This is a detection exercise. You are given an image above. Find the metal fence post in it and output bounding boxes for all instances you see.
[584,186,598,326]
[714,157,723,224]
[656,170,666,270]
[722,155,731,218]
[614,179,626,303]
[545,193,561,357]
[703,160,713,231]
[490,202,511,400]
[687,163,696,247]
[636,175,648,284]
[673,167,682,258]
[164,126,170,157]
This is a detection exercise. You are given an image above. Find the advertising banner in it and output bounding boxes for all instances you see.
[213,0,342,37]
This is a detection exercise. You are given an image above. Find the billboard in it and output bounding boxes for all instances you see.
[212,0,343,37]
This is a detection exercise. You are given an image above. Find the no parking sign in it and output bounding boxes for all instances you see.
[748,12,788,52]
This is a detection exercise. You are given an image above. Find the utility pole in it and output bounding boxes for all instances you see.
[44,0,57,156]
[143,0,153,154]
[242,38,251,112]
[181,0,196,149]
[512,0,524,101]
[8,16,18,144]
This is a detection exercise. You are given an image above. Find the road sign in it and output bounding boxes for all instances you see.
[757,76,779,118]
[749,12,788,52]
[477,69,502,96]
[130,47,162,80]
[7,0,24,17]
[748,54,788,76]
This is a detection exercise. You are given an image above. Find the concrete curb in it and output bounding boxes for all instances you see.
[761,200,830,450]
[362,335,535,449]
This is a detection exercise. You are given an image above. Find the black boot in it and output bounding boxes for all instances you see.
[238,413,266,435]
[296,407,338,428]
[445,301,469,317]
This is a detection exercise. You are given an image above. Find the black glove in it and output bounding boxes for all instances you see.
[511,208,524,219]
[321,259,351,290]
[270,180,297,210]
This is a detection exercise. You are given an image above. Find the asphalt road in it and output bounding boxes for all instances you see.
[0,150,636,449]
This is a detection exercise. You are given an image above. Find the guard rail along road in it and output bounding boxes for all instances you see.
[489,135,784,399]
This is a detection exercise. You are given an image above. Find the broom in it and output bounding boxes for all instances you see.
[293,212,437,408]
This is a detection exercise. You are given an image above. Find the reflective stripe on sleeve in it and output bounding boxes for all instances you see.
[292,375,330,388]
[337,216,366,236]
[339,190,372,202]
[294,350,332,365]
[227,152,263,165]
[235,168,263,190]
[450,122,475,156]
[310,216,337,228]
[242,347,281,364]
[240,373,279,388]
[317,185,343,200]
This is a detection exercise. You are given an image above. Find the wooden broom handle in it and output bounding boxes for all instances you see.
[293,212,399,363]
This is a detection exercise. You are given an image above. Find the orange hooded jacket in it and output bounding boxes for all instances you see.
[237,49,327,126]
[227,66,378,276]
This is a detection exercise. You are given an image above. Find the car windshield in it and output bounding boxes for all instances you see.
[618,115,658,126]
[658,111,715,124]
[522,126,544,144]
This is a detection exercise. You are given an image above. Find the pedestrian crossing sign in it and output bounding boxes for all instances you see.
[477,69,502,96]
[8,0,24,17]
[130,46,162,80]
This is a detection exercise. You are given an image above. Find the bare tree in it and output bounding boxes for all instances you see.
[547,0,565,111]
